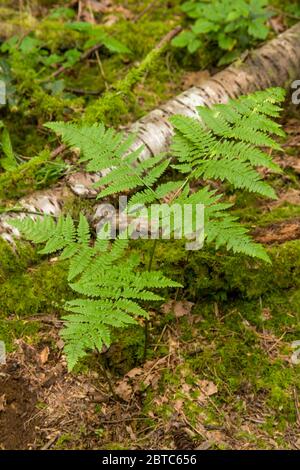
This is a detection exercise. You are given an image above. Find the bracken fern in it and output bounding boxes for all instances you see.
[13,87,286,369]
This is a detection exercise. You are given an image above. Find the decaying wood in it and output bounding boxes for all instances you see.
[1,22,300,243]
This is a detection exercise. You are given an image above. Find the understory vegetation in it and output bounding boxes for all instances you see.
[0,0,300,451]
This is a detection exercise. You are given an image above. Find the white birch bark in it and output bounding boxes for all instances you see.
[1,22,300,243]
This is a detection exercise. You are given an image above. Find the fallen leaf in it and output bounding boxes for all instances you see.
[40,346,50,365]
[56,339,65,350]
[126,367,143,379]
[0,394,6,412]
[196,440,214,450]
[268,16,285,34]
[115,380,132,402]
[197,380,218,399]
[174,399,184,412]
[126,425,136,441]
[161,300,194,318]
[253,219,300,244]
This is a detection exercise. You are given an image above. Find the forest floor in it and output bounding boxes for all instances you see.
[0,0,300,450]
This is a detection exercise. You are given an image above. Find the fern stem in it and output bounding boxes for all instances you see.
[0,207,58,217]
[98,352,118,400]
[143,238,158,361]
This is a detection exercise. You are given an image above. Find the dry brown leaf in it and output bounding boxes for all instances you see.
[56,339,64,350]
[161,300,194,318]
[197,380,218,399]
[115,380,132,402]
[182,70,210,89]
[174,399,184,412]
[126,367,143,379]
[276,156,300,175]
[181,383,191,395]
[0,394,6,412]
[40,346,50,365]
[103,14,119,26]
[126,424,137,441]
[196,440,214,450]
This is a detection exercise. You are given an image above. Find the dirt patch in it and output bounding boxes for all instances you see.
[253,218,300,244]
[0,361,38,450]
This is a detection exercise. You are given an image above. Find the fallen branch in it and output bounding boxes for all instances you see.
[1,23,300,243]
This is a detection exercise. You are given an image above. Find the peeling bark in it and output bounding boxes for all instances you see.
[1,23,300,242]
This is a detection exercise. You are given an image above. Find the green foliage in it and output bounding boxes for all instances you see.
[173,0,272,64]
[14,87,285,370]
[66,22,131,55]
[50,87,284,261]
[0,150,66,200]
[0,120,17,171]
[12,215,179,370]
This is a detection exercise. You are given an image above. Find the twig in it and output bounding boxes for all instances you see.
[181,412,207,439]
[154,324,168,352]
[102,416,149,425]
[267,331,286,353]
[50,143,66,159]
[65,87,102,95]
[95,50,109,90]
[155,26,183,50]
[282,142,300,148]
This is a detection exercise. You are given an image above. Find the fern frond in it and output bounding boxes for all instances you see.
[199,159,277,199]
[170,87,285,198]
[205,214,270,263]
[10,215,56,244]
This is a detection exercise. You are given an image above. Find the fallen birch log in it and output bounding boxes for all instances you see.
[1,22,300,243]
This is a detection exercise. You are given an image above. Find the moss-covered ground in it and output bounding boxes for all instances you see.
[0,0,300,450]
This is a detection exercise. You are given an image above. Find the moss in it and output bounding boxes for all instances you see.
[0,238,39,279]
[0,150,66,200]
[137,289,300,447]
[104,325,145,375]
[0,318,40,351]
[83,26,183,125]
[150,239,300,300]
[0,257,71,317]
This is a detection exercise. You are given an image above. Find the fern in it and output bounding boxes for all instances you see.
[14,87,286,370]
[170,87,285,195]
[48,88,284,258]
[12,215,180,370]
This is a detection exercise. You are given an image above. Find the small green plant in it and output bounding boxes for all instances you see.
[172,0,272,64]
[12,87,285,371]
[66,22,131,55]
[0,121,17,171]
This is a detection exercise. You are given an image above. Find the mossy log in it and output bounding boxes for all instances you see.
[1,22,300,242]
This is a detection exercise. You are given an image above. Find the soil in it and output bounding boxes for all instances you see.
[0,360,38,450]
